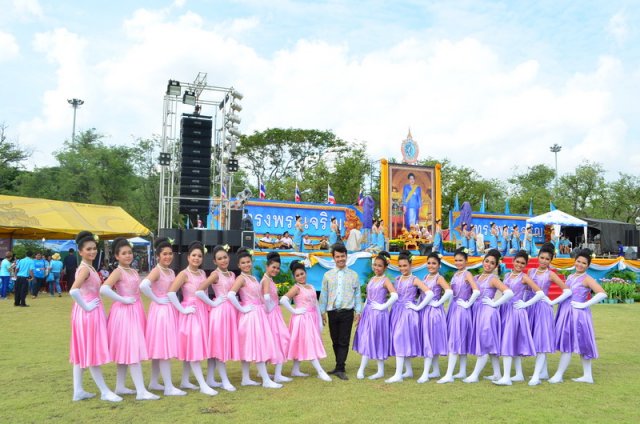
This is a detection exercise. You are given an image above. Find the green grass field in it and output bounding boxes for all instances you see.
[1,296,639,424]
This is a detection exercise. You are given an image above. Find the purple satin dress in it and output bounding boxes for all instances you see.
[353,276,391,360]
[500,272,535,356]
[389,275,421,357]
[446,271,474,355]
[471,274,501,356]
[554,273,598,359]
[525,269,556,354]
[420,274,448,357]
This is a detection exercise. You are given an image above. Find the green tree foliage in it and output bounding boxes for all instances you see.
[556,161,606,216]
[0,123,31,192]
[507,164,556,215]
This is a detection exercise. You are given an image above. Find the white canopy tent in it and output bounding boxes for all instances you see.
[527,209,588,245]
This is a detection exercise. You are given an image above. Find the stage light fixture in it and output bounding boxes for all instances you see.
[227,113,241,124]
[158,152,171,166]
[230,101,242,112]
[183,90,197,106]
[228,127,241,137]
[231,89,243,100]
[166,80,181,96]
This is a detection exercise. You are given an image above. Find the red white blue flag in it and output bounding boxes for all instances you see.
[259,182,266,199]
[357,188,364,206]
[221,185,227,200]
[295,183,301,202]
[327,185,336,204]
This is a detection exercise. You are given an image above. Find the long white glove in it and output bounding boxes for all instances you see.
[228,290,253,314]
[457,289,481,309]
[100,284,135,304]
[429,289,452,307]
[168,291,195,315]
[514,290,545,309]
[69,288,100,312]
[263,294,276,313]
[195,290,216,308]
[571,292,607,309]
[544,289,572,306]
[406,290,434,311]
[371,292,398,311]
[482,289,514,308]
[140,278,169,305]
[279,296,306,315]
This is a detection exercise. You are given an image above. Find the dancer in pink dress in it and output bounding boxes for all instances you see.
[140,237,185,396]
[227,248,282,389]
[280,260,331,381]
[101,237,158,400]
[196,245,240,392]
[261,252,292,383]
[167,241,217,396]
[548,248,607,384]
[69,231,121,402]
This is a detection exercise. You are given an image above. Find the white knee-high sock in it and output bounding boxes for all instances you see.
[216,361,236,391]
[89,366,122,401]
[129,363,159,400]
[190,361,217,394]
[72,365,95,400]
[550,353,571,382]
[469,354,489,380]
[429,356,441,377]
[311,359,328,376]
[149,359,162,388]
[403,358,413,377]
[158,360,178,391]
[444,353,458,378]
[115,364,134,393]
[531,353,546,381]
[513,356,524,379]
[357,355,369,378]
[417,357,433,383]
[490,355,501,379]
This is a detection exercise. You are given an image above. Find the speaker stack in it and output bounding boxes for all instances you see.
[179,114,213,218]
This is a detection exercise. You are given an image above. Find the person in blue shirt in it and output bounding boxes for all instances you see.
[15,251,35,307]
[402,173,422,230]
[617,241,624,257]
[32,252,47,298]
[49,253,64,296]
[1,251,14,300]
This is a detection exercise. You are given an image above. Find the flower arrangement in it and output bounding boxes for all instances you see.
[600,277,636,303]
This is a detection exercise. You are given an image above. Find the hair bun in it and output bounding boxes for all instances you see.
[75,231,94,244]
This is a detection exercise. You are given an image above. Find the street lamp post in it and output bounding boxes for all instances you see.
[550,143,562,195]
[67,98,84,142]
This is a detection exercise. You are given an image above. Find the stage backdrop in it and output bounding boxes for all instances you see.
[245,199,363,238]
[450,211,545,245]
[386,163,441,239]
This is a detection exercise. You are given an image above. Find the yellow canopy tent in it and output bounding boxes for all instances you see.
[0,195,151,239]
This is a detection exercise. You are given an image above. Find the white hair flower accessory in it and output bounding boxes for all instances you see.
[223,244,230,252]
[463,248,469,254]
[203,246,208,254]
[591,252,596,259]
[437,253,443,259]
[247,249,254,256]
[93,234,100,242]
[168,238,175,245]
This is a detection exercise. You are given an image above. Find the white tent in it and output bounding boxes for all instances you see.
[527,209,588,245]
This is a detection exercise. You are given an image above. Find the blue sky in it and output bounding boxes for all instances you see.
[1,0,638,181]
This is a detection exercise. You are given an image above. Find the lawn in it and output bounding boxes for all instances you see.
[1,296,639,424]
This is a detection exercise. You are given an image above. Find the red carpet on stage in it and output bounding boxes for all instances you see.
[500,257,564,300]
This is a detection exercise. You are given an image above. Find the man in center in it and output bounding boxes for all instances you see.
[319,243,362,380]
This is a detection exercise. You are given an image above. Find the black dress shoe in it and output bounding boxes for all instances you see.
[327,369,338,375]
[21,304,30,307]
[335,372,349,381]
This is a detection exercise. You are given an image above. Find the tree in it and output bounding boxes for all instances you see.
[598,173,640,223]
[0,123,31,192]
[557,161,606,216]
[508,164,556,215]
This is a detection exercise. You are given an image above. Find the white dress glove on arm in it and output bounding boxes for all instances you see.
[515,290,545,309]
[483,289,514,308]
[546,288,572,306]
[195,290,217,308]
[430,289,452,307]
[410,290,435,311]
[572,292,607,309]
[371,292,399,310]
[458,289,481,309]
[228,290,253,314]
[279,296,306,315]
[100,284,135,304]
[140,279,169,304]
[264,293,276,313]
[168,291,195,315]
[69,288,99,312]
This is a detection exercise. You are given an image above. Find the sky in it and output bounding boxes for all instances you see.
[1,0,638,182]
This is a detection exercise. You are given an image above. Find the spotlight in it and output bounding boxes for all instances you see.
[158,152,171,166]
[183,90,196,106]
[166,80,181,96]
[227,113,241,124]
[228,127,241,137]
[230,101,242,112]
[231,89,243,100]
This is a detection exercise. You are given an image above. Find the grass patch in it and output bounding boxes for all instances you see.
[1,296,639,423]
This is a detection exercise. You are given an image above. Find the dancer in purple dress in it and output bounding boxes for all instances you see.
[438,248,480,383]
[196,245,240,392]
[353,251,398,380]
[417,252,452,383]
[386,251,434,383]
[526,242,572,386]
[463,249,513,383]
[493,250,544,386]
[549,248,607,384]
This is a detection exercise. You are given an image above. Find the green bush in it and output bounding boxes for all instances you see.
[606,269,638,283]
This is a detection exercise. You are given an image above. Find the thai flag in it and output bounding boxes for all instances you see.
[259,182,266,199]
[295,183,301,202]
[327,185,336,204]
[357,188,364,206]
[221,185,227,200]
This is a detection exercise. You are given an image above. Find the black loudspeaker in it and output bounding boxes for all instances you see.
[241,231,255,248]
[181,135,212,148]
[182,144,211,158]
[178,198,209,215]
[179,185,210,198]
[181,175,209,188]
[181,155,211,168]
[229,210,243,230]
[158,228,181,247]
[179,116,212,216]
[201,230,223,247]
[180,166,211,179]
[202,252,215,271]
[223,230,242,248]
[181,229,201,247]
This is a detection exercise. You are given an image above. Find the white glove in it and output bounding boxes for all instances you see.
[168,291,195,315]
[140,278,169,305]
[544,289,572,306]
[279,296,306,315]
[210,295,227,308]
[371,292,398,311]
[228,290,253,314]
[69,288,100,312]
[100,284,135,304]
[264,293,276,313]
[571,292,607,309]
[482,289,514,308]
[429,289,452,307]
[195,290,216,308]
[407,290,434,311]
[514,290,545,309]
[456,289,480,309]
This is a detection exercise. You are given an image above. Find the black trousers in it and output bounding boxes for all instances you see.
[14,277,28,306]
[327,309,354,372]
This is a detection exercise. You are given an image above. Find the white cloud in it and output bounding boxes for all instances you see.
[0,31,19,61]
[607,11,628,44]
[11,0,44,19]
